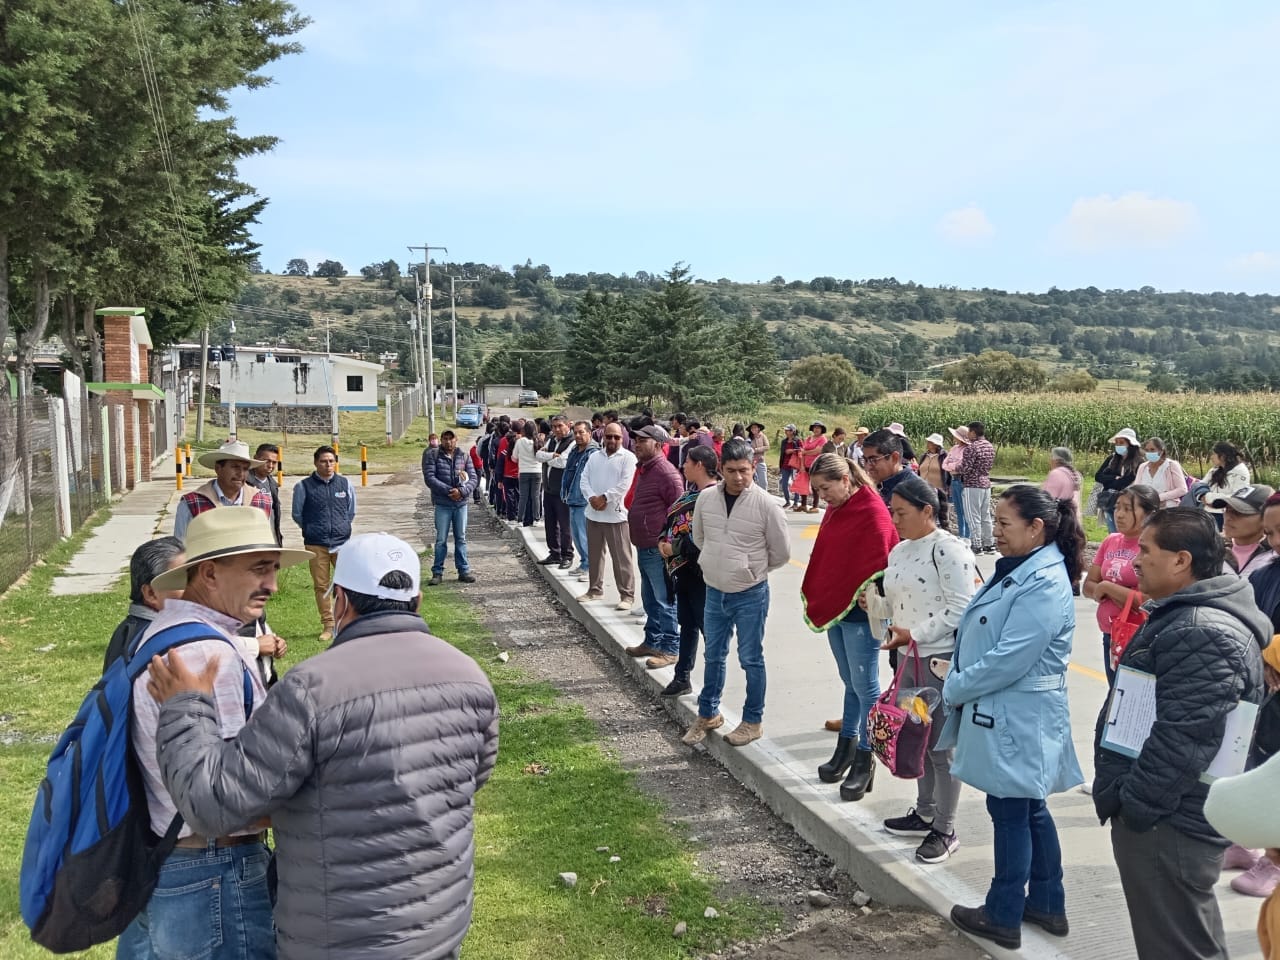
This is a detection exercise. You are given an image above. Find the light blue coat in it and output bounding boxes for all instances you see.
[939,543,1084,799]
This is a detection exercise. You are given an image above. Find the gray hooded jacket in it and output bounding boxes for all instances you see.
[1093,575,1265,844]
[155,611,499,959]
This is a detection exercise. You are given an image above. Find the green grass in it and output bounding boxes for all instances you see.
[0,547,775,959]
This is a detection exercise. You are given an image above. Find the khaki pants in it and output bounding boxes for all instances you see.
[586,519,635,603]
[305,544,338,630]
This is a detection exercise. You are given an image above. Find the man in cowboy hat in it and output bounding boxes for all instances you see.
[117,507,311,958]
[174,440,274,541]
[146,532,499,960]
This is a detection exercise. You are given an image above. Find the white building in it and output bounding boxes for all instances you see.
[218,347,383,412]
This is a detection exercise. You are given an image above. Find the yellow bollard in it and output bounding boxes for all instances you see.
[361,445,368,487]
[184,443,192,477]
[277,456,284,486]
[333,441,340,474]
[175,448,184,490]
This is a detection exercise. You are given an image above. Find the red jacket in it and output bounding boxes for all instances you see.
[628,455,685,548]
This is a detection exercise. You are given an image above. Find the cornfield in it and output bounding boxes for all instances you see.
[855,393,1280,467]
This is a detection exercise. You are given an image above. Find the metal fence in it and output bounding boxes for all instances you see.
[0,392,111,595]
[385,385,423,444]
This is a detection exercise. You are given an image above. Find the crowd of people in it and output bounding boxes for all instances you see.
[74,412,1280,960]
[458,410,1280,958]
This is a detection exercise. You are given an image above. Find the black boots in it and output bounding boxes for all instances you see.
[839,748,876,801]
[818,736,856,783]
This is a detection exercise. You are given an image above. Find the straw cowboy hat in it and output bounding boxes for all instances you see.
[948,425,970,444]
[197,440,264,471]
[153,507,311,591]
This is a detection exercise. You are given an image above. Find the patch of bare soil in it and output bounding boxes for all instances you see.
[427,481,984,960]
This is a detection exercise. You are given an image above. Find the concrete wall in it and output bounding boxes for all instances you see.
[218,355,381,411]
[209,403,334,433]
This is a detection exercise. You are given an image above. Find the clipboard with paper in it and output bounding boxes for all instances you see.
[1101,665,1258,783]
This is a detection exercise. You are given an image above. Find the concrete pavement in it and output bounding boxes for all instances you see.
[498,499,1263,960]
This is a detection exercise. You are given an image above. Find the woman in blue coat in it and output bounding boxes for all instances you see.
[940,485,1085,951]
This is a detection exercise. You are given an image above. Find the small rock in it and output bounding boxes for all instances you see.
[807,890,833,908]
[496,651,510,663]
[558,872,577,888]
[851,890,871,907]
[609,855,621,863]
[596,846,609,853]
[860,905,872,916]
[704,906,719,919]
[673,921,687,938]
[34,644,55,653]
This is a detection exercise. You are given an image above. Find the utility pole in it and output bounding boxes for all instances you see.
[448,274,478,415]
[196,324,209,441]
[407,243,447,433]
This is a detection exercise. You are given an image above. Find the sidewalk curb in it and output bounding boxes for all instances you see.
[487,506,1061,960]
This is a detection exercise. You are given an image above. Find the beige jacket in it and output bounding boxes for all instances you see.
[691,482,791,593]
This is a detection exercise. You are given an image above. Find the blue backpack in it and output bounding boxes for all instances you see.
[20,622,254,953]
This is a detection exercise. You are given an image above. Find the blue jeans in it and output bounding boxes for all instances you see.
[636,546,679,654]
[1103,509,1118,534]
[432,502,470,575]
[698,581,770,724]
[827,616,880,748]
[568,505,589,571]
[518,473,541,526]
[753,463,768,490]
[950,478,968,539]
[116,841,274,960]
[984,795,1066,928]
[779,468,795,506]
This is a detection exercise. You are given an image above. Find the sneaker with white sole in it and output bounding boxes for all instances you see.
[916,829,959,864]
[724,721,763,747]
[883,808,934,837]
[1224,843,1263,870]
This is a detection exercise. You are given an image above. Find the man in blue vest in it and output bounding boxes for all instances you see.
[292,445,356,641]
[422,430,478,586]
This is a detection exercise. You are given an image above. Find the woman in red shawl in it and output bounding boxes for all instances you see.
[801,452,899,801]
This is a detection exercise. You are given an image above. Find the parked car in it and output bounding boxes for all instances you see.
[517,390,540,407]
[456,404,484,428]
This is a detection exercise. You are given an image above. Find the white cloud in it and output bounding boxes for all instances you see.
[937,204,995,245]
[1228,251,1280,274]
[1056,192,1196,252]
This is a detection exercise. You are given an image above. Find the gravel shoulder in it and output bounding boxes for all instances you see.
[427,477,984,960]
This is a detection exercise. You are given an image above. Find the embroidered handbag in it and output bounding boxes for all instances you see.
[867,640,932,779]
[1108,589,1147,671]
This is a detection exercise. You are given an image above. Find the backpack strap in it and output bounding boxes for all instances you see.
[127,622,254,721]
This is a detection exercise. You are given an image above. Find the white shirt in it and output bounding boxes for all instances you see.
[1204,462,1251,515]
[514,436,542,475]
[872,529,978,658]
[580,447,637,523]
[131,599,268,837]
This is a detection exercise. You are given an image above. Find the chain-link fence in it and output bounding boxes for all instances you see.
[386,385,423,444]
[0,392,111,595]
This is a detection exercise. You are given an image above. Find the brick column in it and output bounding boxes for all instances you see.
[102,314,137,489]
[136,343,152,481]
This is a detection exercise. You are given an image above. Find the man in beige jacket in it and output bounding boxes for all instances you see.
[683,438,791,747]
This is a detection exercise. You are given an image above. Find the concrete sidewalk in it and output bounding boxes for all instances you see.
[492,505,1263,960]
[48,472,404,597]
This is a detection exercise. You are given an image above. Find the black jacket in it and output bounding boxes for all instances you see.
[1094,453,1138,494]
[1093,575,1266,844]
[246,471,283,546]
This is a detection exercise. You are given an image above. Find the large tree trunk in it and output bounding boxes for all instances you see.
[59,292,84,379]
[82,301,103,382]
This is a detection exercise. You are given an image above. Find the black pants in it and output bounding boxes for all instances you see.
[673,571,706,683]
[501,476,519,520]
[543,489,573,561]
[1110,818,1227,960]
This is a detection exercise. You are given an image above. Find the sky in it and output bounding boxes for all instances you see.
[225,1,1280,295]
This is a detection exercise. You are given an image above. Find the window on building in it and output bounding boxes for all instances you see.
[346,375,364,392]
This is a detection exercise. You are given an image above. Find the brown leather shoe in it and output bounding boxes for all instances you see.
[625,643,664,658]
[725,721,763,747]
[681,714,724,745]
[645,653,678,669]
[824,718,842,732]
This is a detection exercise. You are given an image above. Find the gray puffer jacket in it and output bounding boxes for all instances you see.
[156,611,499,959]
[1093,575,1265,845]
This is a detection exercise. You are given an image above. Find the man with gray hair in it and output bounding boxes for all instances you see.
[536,415,576,569]
[102,537,186,671]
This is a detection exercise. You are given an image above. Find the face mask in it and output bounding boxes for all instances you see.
[1114,445,1128,456]
[1145,451,1161,463]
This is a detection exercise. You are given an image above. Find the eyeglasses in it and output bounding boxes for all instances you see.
[863,454,890,466]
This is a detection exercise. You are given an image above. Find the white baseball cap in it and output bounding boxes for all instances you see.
[330,533,421,600]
